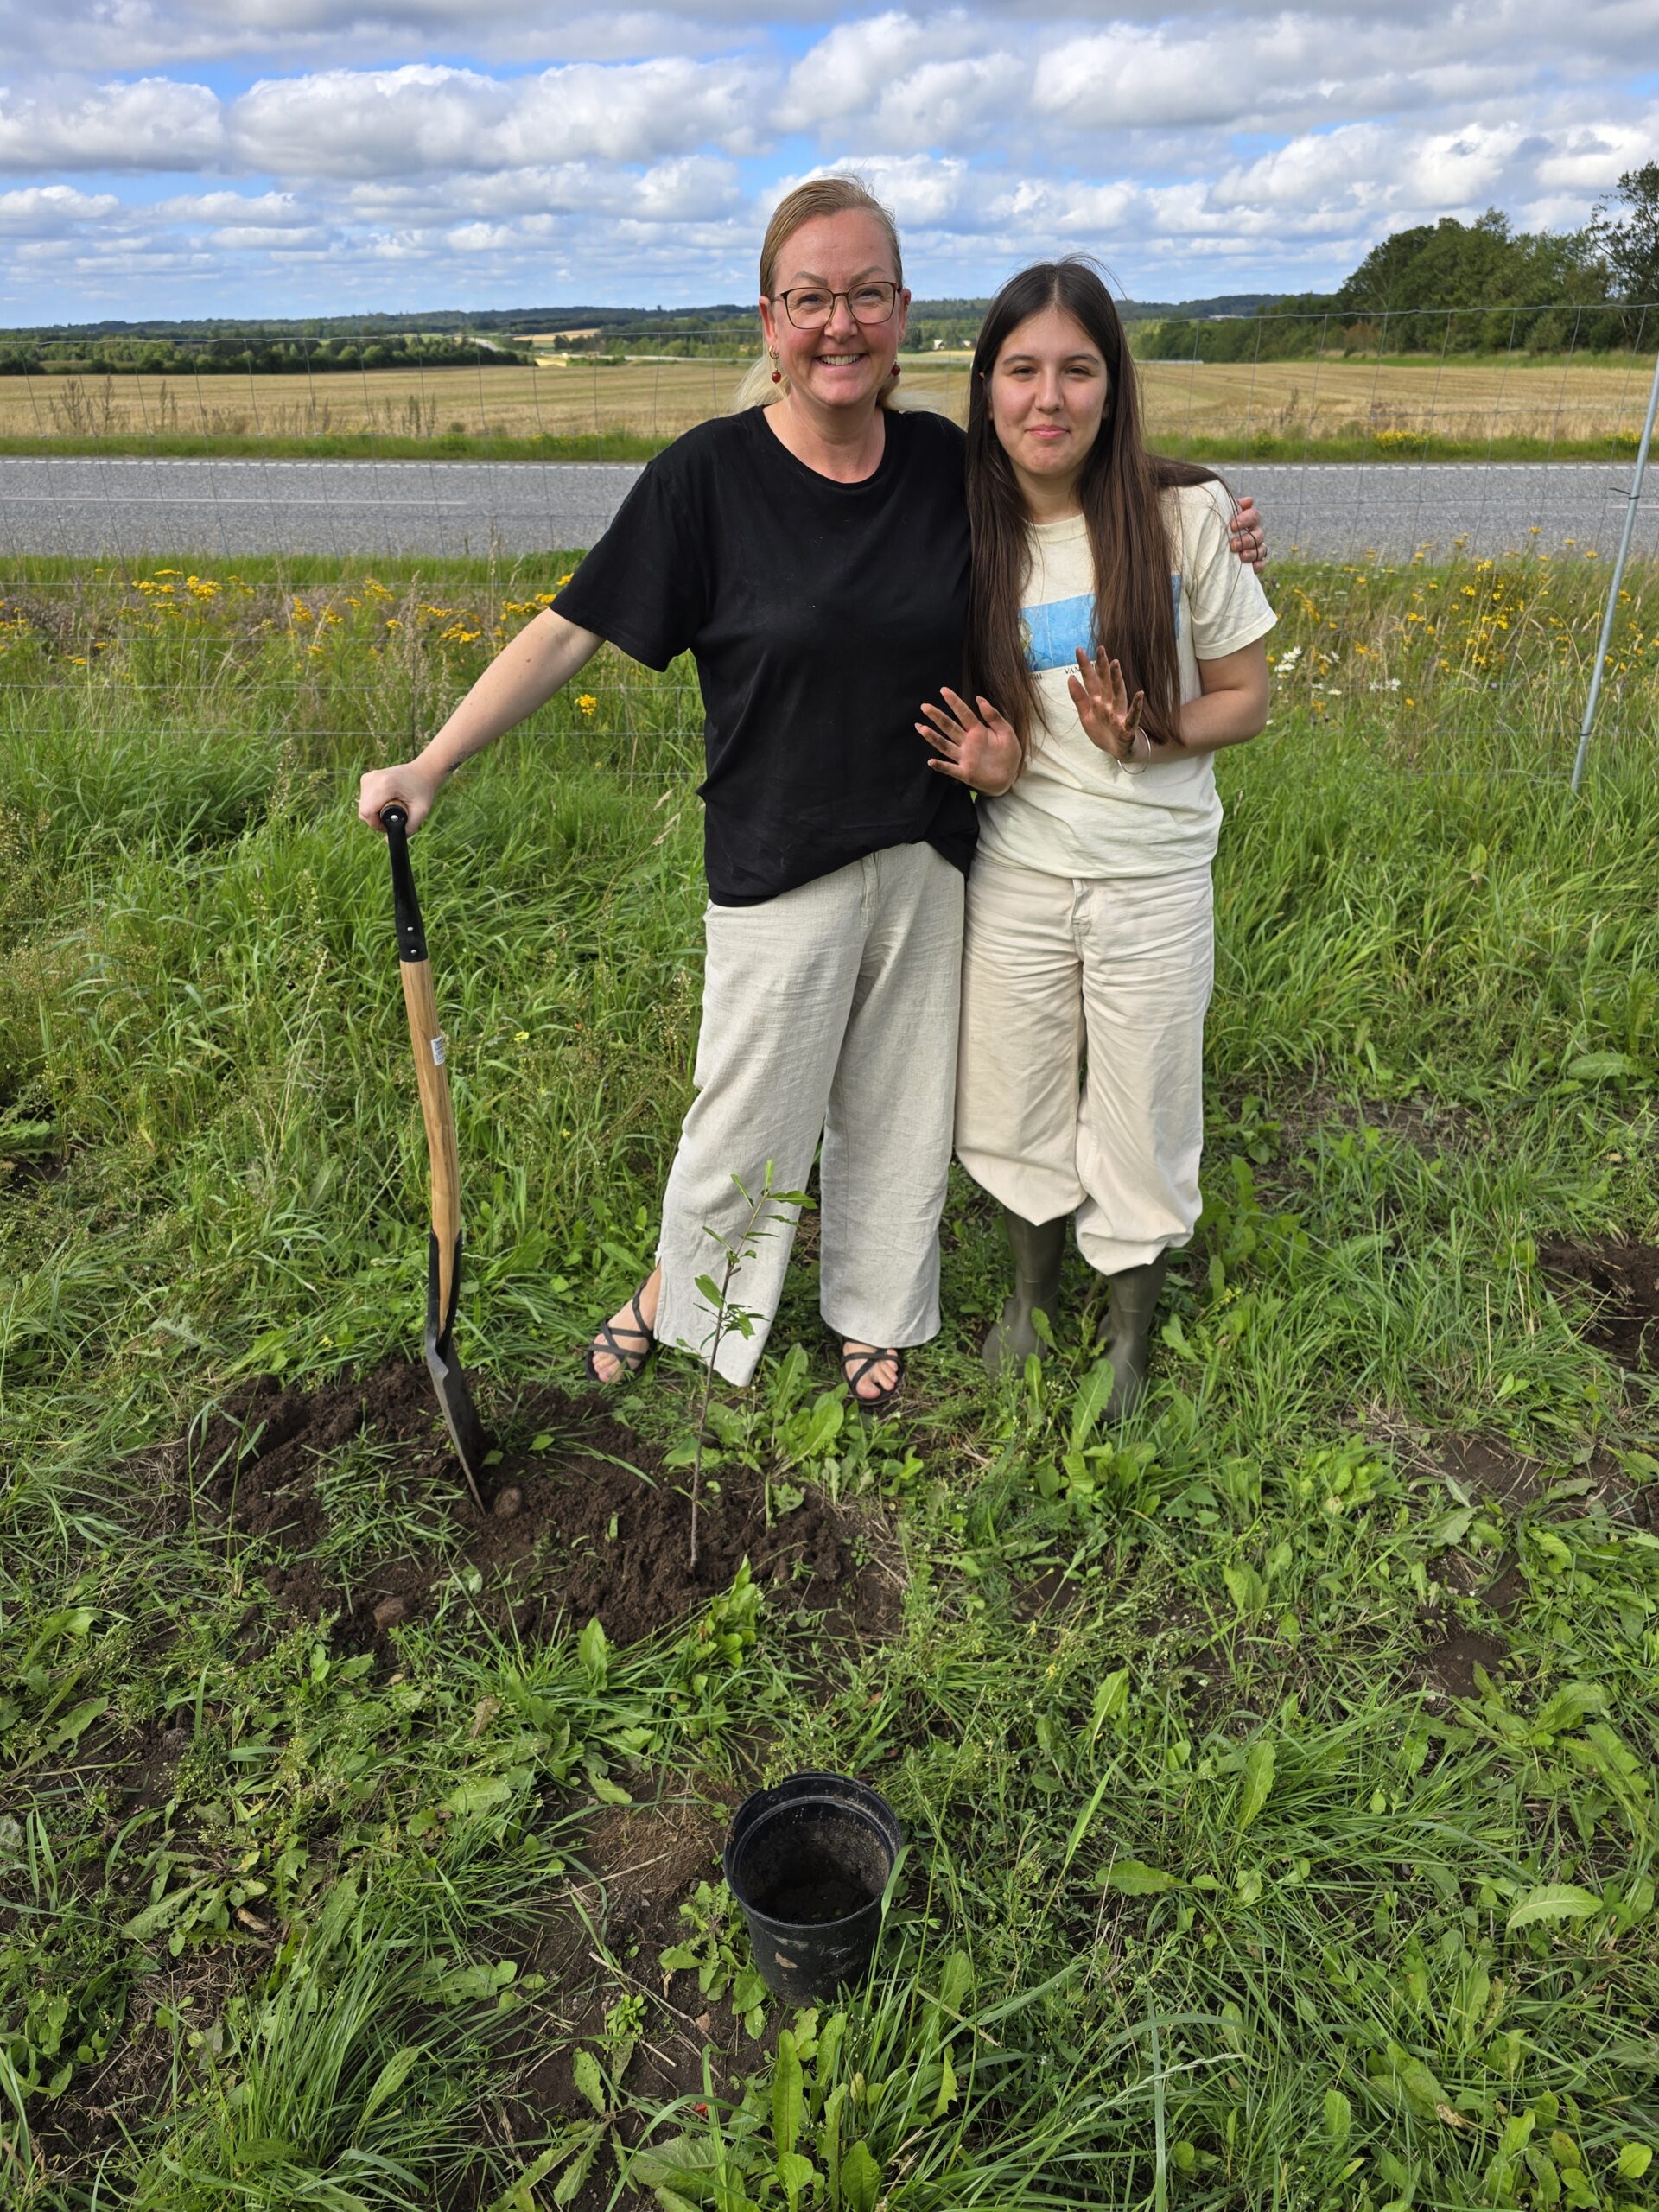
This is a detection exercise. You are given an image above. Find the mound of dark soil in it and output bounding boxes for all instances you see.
[175,1362,901,1649]
[1541,1237,1659,1371]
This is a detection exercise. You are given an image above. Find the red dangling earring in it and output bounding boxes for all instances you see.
[890,361,901,378]
[769,353,782,384]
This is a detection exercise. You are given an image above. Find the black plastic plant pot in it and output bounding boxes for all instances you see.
[724,1771,902,2005]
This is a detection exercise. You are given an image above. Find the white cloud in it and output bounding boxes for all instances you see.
[1535,124,1656,191]
[632,155,743,219]
[779,10,944,122]
[777,11,1014,143]
[1211,126,1396,214]
[153,188,309,223]
[0,182,120,232]
[0,0,779,68]
[0,3,1651,317]
[228,58,766,175]
[207,221,333,246]
[1033,26,1281,130]
[0,77,222,171]
[340,154,741,226]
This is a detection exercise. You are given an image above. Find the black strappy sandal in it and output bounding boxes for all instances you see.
[838,1341,905,1413]
[585,1282,656,1384]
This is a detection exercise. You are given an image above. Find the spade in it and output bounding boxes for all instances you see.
[378,803,487,1508]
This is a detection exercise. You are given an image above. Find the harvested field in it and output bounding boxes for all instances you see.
[3,347,1655,461]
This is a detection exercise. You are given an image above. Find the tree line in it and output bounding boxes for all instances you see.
[0,331,536,378]
[1140,168,1659,361]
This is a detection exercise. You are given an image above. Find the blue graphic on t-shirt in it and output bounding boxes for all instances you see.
[1021,593,1095,672]
[1021,575,1185,672]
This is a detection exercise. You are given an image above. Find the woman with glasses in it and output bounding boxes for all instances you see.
[358,177,1264,1408]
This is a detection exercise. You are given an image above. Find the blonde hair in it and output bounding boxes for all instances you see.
[732,174,908,411]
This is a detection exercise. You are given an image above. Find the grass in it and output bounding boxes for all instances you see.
[3,349,1656,463]
[2,542,1657,2209]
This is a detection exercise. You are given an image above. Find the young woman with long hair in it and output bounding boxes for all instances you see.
[920,258,1275,1417]
[359,193,1266,1410]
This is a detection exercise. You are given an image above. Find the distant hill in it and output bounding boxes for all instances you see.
[0,306,753,346]
[0,292,1282,351]
[1118,294,1287,322]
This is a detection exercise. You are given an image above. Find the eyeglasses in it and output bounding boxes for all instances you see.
[772,282,900,330]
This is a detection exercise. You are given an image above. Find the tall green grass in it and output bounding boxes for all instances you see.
[2,554,1656,2209]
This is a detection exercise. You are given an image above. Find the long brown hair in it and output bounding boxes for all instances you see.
[966,258,1221,757]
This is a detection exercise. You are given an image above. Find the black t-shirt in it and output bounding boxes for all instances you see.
[553,404,977,905]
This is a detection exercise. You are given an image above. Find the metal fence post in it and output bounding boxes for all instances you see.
[1571,344,1659,792]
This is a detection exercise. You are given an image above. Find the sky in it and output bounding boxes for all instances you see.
[0,0,1655,323]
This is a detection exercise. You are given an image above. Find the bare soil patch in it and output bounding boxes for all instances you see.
[1435,1433,1550,1510]
[1541,1237,1659,1372]
[1015,1563,1081,1621]
[1479,1564,1529,1616]
[480,1793,785,2211]
[1420,1627,1508,1701]
[174,1362,901,1650]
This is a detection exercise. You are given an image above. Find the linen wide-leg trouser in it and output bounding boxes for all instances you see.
[652,841,963,1386]
[955,853,1214,1275]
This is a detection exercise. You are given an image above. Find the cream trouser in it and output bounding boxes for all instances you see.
[653,842,963,1385]
[956,854,1214,1274]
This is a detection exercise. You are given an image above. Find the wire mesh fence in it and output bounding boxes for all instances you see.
[0,299,1656,790]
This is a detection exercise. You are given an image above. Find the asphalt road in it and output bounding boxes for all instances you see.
[1,454,1651,562]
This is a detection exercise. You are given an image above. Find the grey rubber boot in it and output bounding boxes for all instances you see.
[1098,1249,1172,1420]
[982,1210,1067,1378]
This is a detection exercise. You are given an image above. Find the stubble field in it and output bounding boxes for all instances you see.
[3,347,1656,463]
[1,547,1657,2209]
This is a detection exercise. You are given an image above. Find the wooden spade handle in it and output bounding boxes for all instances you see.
[381,804,461,1325]
[398,955,461,1323]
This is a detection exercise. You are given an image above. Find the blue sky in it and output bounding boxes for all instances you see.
[0,0,1653,321]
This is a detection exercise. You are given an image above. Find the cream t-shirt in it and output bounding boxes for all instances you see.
[976,480,1276,880]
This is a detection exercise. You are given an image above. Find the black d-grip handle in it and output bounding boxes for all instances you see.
[379,804,428,963]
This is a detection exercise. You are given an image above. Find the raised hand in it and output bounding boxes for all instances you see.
[918,685,1022,796]
[1067,648,1151,763]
